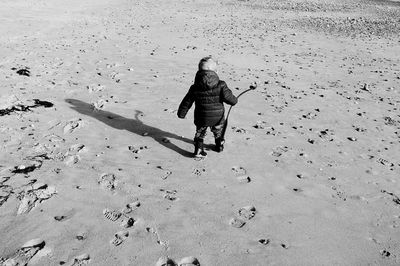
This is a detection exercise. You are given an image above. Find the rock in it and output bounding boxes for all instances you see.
[21,238,45,248]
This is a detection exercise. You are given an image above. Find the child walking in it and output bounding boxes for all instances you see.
[178,56,238,157]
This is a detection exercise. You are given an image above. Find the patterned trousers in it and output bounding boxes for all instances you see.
[194,120,224,141]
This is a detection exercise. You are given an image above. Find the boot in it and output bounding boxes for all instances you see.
[215,138,224,152]
[194,139,207,157]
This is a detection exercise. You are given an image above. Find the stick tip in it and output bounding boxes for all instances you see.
[250,82,257,90]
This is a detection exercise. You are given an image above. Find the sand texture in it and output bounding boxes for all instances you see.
[0,0,400,265]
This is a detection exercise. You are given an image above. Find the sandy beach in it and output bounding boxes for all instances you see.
[1,0,400,265]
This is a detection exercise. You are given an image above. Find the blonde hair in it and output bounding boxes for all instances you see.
[198,56,217,71]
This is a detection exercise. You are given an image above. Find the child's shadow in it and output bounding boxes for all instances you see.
[65,99,193,157]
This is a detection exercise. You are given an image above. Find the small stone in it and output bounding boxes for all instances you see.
[281,243,289,249]
[258,239,270,245]
[238,206,256,220]
[76,233,87,241]
[22,238,45,248]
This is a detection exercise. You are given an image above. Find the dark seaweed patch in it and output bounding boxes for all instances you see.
[0,99,54,116]
[15,68,31,77]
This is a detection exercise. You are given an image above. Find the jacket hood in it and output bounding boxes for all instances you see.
[194,70,219,89]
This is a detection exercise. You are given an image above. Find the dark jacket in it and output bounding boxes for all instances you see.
[178,70,237,126]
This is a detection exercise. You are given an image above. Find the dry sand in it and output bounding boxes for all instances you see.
[0,0,400,265]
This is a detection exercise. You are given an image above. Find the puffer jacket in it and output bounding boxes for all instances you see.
[178,70,237,127]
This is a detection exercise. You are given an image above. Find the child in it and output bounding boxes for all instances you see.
[178,56,238,157]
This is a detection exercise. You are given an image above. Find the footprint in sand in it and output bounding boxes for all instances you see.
[63,119,83,134]
[98,173,116,191]
[237,175,251,183]
[92,98,107,110]
[331,186,347,201]
[178,256,200,266]
[64,155,80,166]
[301,112,318,120]
[232,126,247,134]
[103,208,135,228]
[238,206,257,220]
[160,170,172,180]
[46,134,65,143]
[110,230,129,246]
[377,157,394,167]
[156,256,176,266]
[146,226,168,249]
[0,238,45,265]
[122,201,141,214]
[87,84,105,93]
[156,166,172,180]
[381,190,400,206]
[119,214,135,228]
[103,208,122,221]
[128,145,149,154]
[161,171,172,180]
[68,253,90,266]
[68,144,86,154]
[253,120,268,129]
[192,168,205,177]
[54,209,75,222]
[229,217,246,228]
[270,146,289,158]
[64,144,84,165]
[231,166,251,183]
[160,189,178,201]
[231,166,246,175]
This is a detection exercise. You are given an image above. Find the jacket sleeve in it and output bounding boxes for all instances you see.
[220,81,238,106]
[177,86,195,119]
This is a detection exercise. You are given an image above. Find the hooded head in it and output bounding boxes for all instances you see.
[198,56,217,72]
